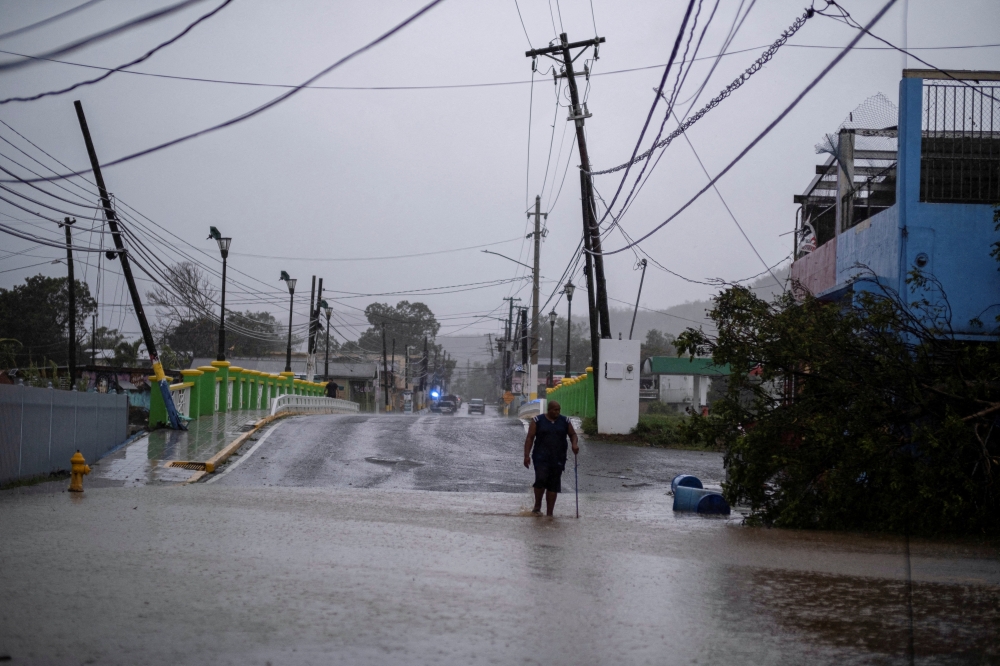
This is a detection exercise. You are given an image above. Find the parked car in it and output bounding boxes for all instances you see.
[467,399,485,415]
[439,400,456,414]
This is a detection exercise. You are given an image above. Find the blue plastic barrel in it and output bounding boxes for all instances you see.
[696,493,730,515]
[670,474,704,493]
[672,485,730,514]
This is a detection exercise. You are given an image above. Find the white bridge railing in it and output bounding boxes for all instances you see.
[270,394,360,417]
[518,398,546,420]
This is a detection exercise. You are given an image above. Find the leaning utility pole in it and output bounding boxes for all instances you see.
[528,195,546,399]
[526,34,612,386]
[74,101,183,428]
[580,171,600,387]
[61,217,77,387]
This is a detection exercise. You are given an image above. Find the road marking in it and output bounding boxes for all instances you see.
[204,421,285,484]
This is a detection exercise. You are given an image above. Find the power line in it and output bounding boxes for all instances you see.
[0,0,448,183]
[228,236,523,262]
[600,0,899,256]
[0,0,211,73]
[591,0,699,231]
[0,0,106,41]
[0,0,233,106]
[512,0,534,48]
[4,40,993,96]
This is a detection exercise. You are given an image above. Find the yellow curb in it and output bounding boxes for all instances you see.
[203,413,283,473]
[177,410,334,484]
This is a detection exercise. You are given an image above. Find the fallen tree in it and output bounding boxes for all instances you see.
[676,271,1000,536]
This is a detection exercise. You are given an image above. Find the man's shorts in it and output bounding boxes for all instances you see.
[532,462,563,493]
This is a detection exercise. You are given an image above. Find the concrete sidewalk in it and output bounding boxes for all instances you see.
[89,410,271,487]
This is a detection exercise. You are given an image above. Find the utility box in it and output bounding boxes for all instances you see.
[597,339,641,435]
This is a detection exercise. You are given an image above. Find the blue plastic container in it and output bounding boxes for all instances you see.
[670,474,704,493]
[672,485,731,515]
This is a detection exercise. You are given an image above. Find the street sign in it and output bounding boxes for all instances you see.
[502,391,514,404]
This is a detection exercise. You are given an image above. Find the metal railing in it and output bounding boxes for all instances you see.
[269,394,360,416]
[518,399,546,419]
[921,83,1000,203]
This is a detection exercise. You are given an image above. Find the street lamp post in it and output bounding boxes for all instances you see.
[281,273,297,373]
[548,310,557,387]
[563,281,575,378]
[211,230,232,361]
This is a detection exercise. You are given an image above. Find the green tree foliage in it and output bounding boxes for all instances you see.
[0,275,96,368]
[641,328,677,360]
[148,264,285,366]
[357,301,440,352]
[676,275,1000,536]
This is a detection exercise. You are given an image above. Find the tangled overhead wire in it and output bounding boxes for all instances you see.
[589,4,819,176]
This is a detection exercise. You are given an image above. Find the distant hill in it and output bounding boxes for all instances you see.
[610,263,790,341]
[438,264,789,365]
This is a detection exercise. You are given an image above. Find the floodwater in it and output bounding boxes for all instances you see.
[1,409,997,665]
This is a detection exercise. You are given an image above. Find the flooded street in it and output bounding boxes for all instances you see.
[1,410,997,665]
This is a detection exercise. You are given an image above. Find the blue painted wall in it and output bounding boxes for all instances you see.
[825,75,999,336]
[836,204,899,287]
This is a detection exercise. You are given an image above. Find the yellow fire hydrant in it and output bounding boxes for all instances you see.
[69,450,90,492]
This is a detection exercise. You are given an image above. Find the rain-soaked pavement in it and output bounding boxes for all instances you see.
[1,408,998,665]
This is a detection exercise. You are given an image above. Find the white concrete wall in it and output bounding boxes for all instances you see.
[597,339,641,435]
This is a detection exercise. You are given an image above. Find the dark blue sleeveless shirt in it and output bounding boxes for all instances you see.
[532,414,570,468]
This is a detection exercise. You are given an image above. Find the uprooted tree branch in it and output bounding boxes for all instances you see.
[676,267,1000,536]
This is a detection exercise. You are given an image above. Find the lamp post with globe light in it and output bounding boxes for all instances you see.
[280,272,297,373]
[209,229,232,361]
[548,310,557,387]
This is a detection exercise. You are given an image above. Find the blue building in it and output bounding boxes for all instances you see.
[791,70,999,339]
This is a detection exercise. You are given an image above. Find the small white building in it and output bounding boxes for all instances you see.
[641,357,730,413]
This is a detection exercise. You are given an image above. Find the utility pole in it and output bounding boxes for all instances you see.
[381,323,389,411]
[421,336,428,396]
[74,101,183,428]
[404,344,409,390]
[502,296,520,392]
[629,259,648,340]
[91,315,96,366]
[305,276,316,381]
[324,306,331,381]
[528,195,546,399]
[527,34,611,416]
[520,308,528,368]
[61,217,77,387]
[391,338,396,398]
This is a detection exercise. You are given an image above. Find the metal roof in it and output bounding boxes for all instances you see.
[642,357,730,376]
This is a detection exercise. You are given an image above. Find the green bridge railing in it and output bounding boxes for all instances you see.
[544,366,595,419]
[149,361,328,428]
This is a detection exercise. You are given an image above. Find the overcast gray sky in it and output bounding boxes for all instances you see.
[1,0,998,347]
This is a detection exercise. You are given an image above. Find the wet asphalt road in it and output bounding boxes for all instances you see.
[2,409,998,665]
[210,407,726,495]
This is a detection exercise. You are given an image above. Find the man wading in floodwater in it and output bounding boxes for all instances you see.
[523,400,579,516]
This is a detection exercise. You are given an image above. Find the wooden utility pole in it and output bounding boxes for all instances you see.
[526,33,611,339]
[61,217,77,387]
[528,195,546,399]
[305,276,316,381]
[74,101,183,428]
